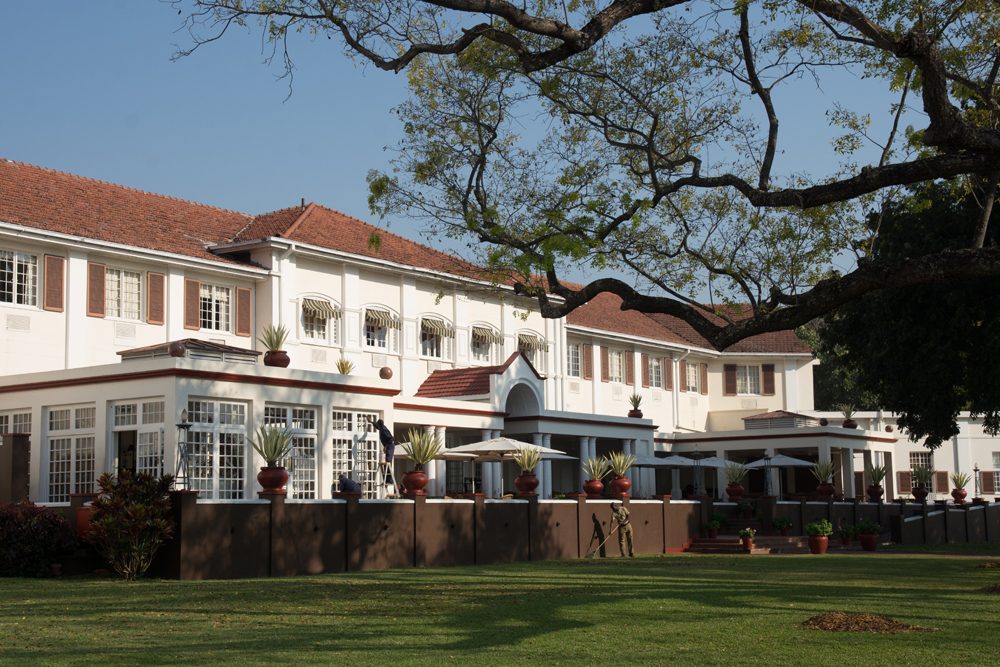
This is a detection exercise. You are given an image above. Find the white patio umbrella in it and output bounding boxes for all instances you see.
[449,437,568,496]
[744,453,815,498]
[689,455,732,469]
[393,446,478,494]
[632,454,693,467]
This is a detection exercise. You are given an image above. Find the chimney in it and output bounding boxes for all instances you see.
[300,197,305,209]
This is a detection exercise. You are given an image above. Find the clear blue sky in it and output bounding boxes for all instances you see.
[1,2,905,263]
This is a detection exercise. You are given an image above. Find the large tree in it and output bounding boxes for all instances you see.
[176,1,1000,349]
[807,182,1000,448]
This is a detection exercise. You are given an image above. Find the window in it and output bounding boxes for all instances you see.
[330,410,381,498]
[736,365,761,394]
[199,283,231,332]
[0,411,31,435]
[608,350,625,383]
[471,325,502,364]
[301,298,341,346]
[649,357,663,388]
[364,308,399,353]
[46,405,96,502]
[909,451,932,469]
[0,249,37,306]
[517,333,548,367]
[686,363,700,392]
[420,318,453,360]
[992,452,1000,494]
[264,404,319,499]
[186,399,248,500]
[111,400,166,477]
[567,343,582,377]
[105,268,141,320]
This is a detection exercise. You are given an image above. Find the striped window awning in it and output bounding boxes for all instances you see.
[421,317,455,337]
[365,308,400,329]
[302,298,341,319]
[471,325,504,344]
[517,334,549,352]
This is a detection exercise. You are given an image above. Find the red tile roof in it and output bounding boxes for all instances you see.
[566,291,693,346]
[0,159,250,264]
[644,310,812,354]
[415,352,542,398]
[742,410,816,421]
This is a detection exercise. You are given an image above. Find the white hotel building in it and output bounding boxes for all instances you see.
[0,159,996,504]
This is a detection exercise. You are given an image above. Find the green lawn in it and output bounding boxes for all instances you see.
[2,554,998,666]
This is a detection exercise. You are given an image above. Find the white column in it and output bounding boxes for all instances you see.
[492,430,503,497]
[543,434,554,498]
[423,425,437,495]
[533,433,545,497]
[623,439,636,494]
[717,449,728,500]
[764,448,779,497]
[862,449,874,489]
[481,429,494,497]
[671,468,682,498]
[578,435,589,492]
[435,426,447,496]
[842,447,856,498]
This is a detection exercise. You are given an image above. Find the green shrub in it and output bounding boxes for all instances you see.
[0,500,76,577]
[806,519,834,536]
[854,519,880,535]
[772,517,793,530]
[88,471,174,581]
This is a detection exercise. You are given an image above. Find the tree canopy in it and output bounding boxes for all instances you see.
[807,181,1000,449]
[176,1,1000,349]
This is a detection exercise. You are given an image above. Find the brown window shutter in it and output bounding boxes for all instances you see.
[982,471,996,495]
[582,344,593,380]
[897,471,912,494]
[641,354,650,388]
[235,287,252,337]
[699,363,708,395]
[663,358,673,390]
[723,364,737,396]
[184,279,200,330]
[146,272,165,325]
[600,346,610,383]
[43,255,65,312]
[678,359,687,392]
[933,471,948,493]
[624,351,635,385]
[762,364,776,395]
[86,262,105,318]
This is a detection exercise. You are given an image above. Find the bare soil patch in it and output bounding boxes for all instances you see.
[981,583,1000,594]
[977,561,1000,569]
[802,612,938,634]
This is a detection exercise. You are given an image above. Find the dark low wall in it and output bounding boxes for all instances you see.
[153,494,706,580]
[892,502,1000,546]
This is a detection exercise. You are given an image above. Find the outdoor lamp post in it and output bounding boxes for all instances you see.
[974,464,981,498]
[175,408,192,490]
[763,454,773,497]
[693,451,704,496]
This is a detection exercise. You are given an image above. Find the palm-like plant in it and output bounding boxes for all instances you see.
[628,393,643,409]
[724,462,748,484]
[512,447,542,473]
[951,471,972,489]
[401,428,442,468]
[811,461,836,484]
[336,357,354,374]
[911,465,933,487]
[866,463,887,486]
[257,324,289,351]
[250,425,293,467]
[582,456,611,481]
[608,451,636,476]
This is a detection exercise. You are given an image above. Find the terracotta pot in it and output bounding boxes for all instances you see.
[808,535,829,554]
[263,350,290,368]
[583,479,604,498]
[842,418,858,429]
[515,471,539,496]
[609,474,632,498]
[75,505,95,539]
[726,482,745,502]
[627,408,643,418]
[839,535,852,547]
[858,533,878,552]
[402,468,429,496]
[912,485,929,502]
[867,484,884,503]
[951,488,968,504]
[257,466,289,493]
[741,537,754,551]
[816,482,835,500]
[819,417,829,426]
[706,527,718,539]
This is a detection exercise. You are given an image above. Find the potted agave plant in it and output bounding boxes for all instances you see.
[582,456,611,498]
[811,461,837,500]
[258,324,290,368]
[512,446,542,497]
[839,404,858,429]
[724,462,748,502]
[866,463,887,503]
[911,465,933,502]
[400,428,442,497]
[855,519,880,551]
[627,393,644,418]
[806,519,834,554]
[950,471,971,505]
[607,451,637,499]
[250,425,293,494]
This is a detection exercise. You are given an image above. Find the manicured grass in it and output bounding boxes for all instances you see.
[2,554,999,666]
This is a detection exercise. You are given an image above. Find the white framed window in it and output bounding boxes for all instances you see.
[649,357,663,388]
[363,307,399,353]
[567,343,581,377]
[0,249,38,306]
[263,404,319,500]
[471,325,501,364]
[187,399,248,499]
[736,365,761,395]
[330,410,381,498]
[301,298,341,346]
[0,410,31,435]
[199,283,231,332]
[517,333,548,368]
[110,399,165,478]
[105,268,142,320]
[420,317,454,360]
[909,451,932,469]
[992,452,1000,493]
[686,363,700,392]
[46,404,96,502]
[608,350,625,383]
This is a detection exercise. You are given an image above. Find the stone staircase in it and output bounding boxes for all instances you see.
[686,534,811,555]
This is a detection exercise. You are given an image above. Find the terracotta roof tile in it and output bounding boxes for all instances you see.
[644,311,812,354]
[742,410,815,421]
[566,291,693,346]
[0,159,250,263]
[415,352,542,398]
